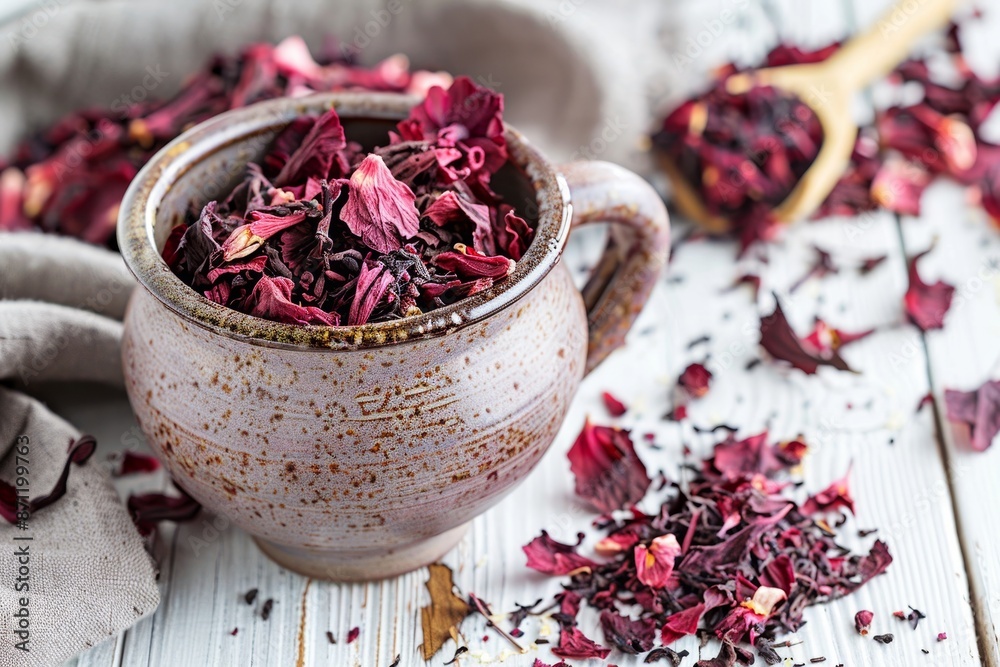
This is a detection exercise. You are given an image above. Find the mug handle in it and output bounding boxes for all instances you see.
[560,161,671,374]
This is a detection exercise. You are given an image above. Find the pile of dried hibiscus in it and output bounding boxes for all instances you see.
[163,77,532,326]
[652,19,1000,251]
[518,423,891,665]
[0,36,449,247]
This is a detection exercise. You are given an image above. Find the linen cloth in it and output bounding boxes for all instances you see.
[0,234,159,667]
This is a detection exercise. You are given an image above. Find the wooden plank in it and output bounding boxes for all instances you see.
[898,180,1000,667]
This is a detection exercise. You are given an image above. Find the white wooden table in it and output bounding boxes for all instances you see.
[35,0,1000,664]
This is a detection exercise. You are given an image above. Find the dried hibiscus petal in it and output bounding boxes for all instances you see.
[0,435,98,524]
[599,610,656,654]
[552,626,611,660]
[635,533,681,589]
[246,275,338,326]
[523,531,595,575]
[342,154,420,253]
[602,391,628,417]
[760,299,853,374]
[904,246,955,331]
[128,484,201,536]
[661,604,705,645]
[567,419,651,514]
[432,244,515,279]
[115,451,162,476]
[944,380,1000,451]
[855,609,874,635]
[802,466,855,516]
[678,363,713,398]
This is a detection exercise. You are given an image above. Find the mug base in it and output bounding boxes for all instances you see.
[253,523,470,582]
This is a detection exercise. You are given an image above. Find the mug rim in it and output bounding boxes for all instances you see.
[117,91,572,351]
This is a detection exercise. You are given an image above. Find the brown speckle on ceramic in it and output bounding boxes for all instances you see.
[117,92,668,581]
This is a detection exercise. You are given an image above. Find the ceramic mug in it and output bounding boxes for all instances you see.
[118,92,669,581]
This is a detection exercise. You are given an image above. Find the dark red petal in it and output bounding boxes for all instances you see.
[661,604,705,645]
[905,247,955,331]
[274,108,348,185]
[760,298,853,374]
[601,391,628,417]
[599,610,656,654]
[117,451,162,476]
[567,420,650,514]
[678,363,712,398]
[551,626,611,660]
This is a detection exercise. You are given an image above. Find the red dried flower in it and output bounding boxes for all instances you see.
[601,391,628,417]
[246,275,338,326]
[128,485,201,536]
[905,246,955,331]
[0,435,97,524]
[800,318,873,358]
[523,531,595,576]
[272,108,348,186]
[432,244,516,279]
[635,534,681,589]
[660,604,705,645]
[870,157,931,215]
[944,380,1000,451]
[678,363,712,398]
[855,609,874,635]
[348,261,395,326]
[346,627,360,644]
[760,299,854,374]
[802,466,855,516]
[567,420,651,514]
[342,154,420,253]
[552,626,611,660]
[116,451,162,476]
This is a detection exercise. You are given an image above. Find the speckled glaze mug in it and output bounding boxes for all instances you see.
[118,93,669,581]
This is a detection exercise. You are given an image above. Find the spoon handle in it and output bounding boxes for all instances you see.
[830,0,957,92]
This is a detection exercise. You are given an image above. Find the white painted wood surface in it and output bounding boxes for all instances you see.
[33,0,1000,665]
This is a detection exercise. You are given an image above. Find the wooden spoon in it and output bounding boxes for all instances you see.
[663,0,958,231]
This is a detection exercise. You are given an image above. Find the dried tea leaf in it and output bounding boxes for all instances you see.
[420,563,471,660]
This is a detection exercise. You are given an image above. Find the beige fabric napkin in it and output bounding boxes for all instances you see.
[0,233,159,667]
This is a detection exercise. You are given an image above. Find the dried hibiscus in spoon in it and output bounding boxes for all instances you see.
[652,82,823,251]
[522,426,892,662]
[164,77,532,326]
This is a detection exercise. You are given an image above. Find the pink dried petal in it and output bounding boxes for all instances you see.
[870,157,931,215]
[206,255,268,283]
[221,209,310,261]
[503,210,533,261]
[855,610,874,635]
[346,627,360,644]
[944,380,1000,451]
[660,603,705,645]
[246,275,337,326]
[522,531,596,576]
[0,167,31,231]
[635,534,681,589]
[905,246,955,331]
[601,391,628,417]
[800,319,874,358]
[348,261,395,326]
[567,419,650,514]
[803,465,855,515]
[432,245,515,280]
[341,154,420,253]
